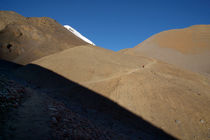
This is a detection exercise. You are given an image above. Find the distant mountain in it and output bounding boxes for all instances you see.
[0,11,89,65]
[64,25,95,46]
[120,25,210,74]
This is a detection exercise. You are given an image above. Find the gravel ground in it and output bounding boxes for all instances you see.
[0,74,25,114]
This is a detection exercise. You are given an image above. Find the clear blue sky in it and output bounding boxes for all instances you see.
[1,0,210,51]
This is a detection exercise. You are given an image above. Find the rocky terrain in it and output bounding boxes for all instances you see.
[0,11,210,140]
[0,74,25,114]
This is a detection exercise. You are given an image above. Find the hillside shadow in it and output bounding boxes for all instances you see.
[0,59,22,74]
[0,59,177,139]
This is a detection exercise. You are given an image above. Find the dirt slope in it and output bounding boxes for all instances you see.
[120,25,210,74]
[0,73,133,140]
[0,11,89,65]
[16,45,210,140]
[1,11,210,139]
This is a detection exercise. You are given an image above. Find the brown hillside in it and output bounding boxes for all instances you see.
[16,45,210,140]
[0,11,89,64]
[120,25,210,74]
[1,11,210,139]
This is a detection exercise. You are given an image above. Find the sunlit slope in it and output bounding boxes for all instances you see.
[17,45,210,140]
[120,25,210,74]
[0,11,88,64]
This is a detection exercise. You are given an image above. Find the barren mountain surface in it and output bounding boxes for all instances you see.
[120,25,210,74]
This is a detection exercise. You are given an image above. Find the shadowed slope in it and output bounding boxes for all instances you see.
[0,11,89,65]
[120,25,210,74]
[0,59,176,140]
[16,45,210,140]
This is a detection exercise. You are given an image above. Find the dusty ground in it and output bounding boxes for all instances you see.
[0,11,210,140]
[15,45,210,140]
[120,25,210,74]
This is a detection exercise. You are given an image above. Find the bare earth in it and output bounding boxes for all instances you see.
[0,11,210,140]
[120,25,210,74]
[16,45,210,140]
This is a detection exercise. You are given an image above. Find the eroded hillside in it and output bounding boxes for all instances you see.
[0,11,89,65]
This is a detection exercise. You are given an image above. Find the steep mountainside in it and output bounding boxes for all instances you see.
[120,25,210,74]
[1,11,210,140]
[16,45,210,140]
[0,11,89,65]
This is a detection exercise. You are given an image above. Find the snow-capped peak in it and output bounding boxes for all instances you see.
[64,25,95,46]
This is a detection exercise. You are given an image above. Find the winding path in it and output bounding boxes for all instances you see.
[83,59,157,84]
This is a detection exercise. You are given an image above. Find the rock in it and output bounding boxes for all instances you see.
[48,107,57,112]
[175,120,181,124]
[16,98,20,102]
[13,102,18,108]
[9,125,16,131]
[200,119,205,123]
[63,119,69,122]
[52,117,58,124]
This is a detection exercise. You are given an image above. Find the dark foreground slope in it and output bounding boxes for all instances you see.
[0,11,88,65]
[0,60,175,140]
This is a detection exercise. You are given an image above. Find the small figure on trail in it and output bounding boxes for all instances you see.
[142,65,144,68]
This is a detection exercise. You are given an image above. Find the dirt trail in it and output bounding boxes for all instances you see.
[84,59,157,84]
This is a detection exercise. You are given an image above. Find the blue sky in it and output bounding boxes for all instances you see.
[1,0,210,51]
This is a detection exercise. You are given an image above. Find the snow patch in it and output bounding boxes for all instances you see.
[64,25,95,46]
